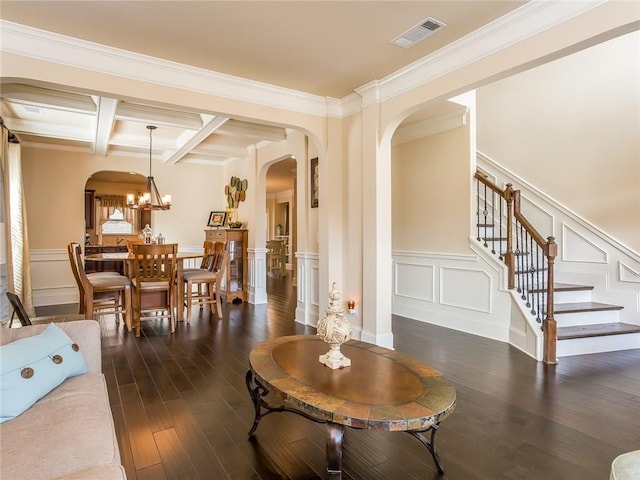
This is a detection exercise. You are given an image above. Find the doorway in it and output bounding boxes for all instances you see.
[84,170,147,246]
[265,157,297,289]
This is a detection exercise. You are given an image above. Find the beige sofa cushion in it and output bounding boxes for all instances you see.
[53,465,126,480]
[0,373,123,480]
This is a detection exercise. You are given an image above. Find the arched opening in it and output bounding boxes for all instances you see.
[84,171,146,274]
[265,156,297,293]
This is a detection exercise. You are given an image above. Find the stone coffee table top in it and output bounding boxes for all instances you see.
[248,334,456,431]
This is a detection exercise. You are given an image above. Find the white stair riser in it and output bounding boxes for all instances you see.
[554,290,592,303]
[557,333,640,357]
[555,310,621,326]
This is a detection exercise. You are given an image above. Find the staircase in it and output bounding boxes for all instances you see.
[475,170,640,362]
[551,283,640,356]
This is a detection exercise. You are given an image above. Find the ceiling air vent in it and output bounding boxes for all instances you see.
[391,17,447,48]
[23,105,43,114]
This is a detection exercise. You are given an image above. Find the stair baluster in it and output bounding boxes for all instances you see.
[474,171,558,364]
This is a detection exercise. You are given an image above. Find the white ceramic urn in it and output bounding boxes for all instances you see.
[316,283,352,369]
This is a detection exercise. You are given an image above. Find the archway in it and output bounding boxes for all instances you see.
[84,170,146,247]
[265,157,297,285]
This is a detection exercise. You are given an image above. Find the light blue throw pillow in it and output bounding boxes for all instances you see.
[0,323,87,423]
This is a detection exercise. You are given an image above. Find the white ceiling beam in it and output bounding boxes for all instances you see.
[93,97,118,156]
[166,116,229,165]
[17,140,93,153]
[1,83,96,113]
[191,143,249,158]
[115,102,203,130]
[215,119,286,141]
[3,117,93,142]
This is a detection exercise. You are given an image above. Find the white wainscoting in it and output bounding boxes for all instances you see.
[295,252,319,327]
[29,245,208,308]
[392,250,513,344]
[30,249,78,307]
[248,248,268,304]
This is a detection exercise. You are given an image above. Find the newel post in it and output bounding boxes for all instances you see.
[543,236,558,365]
[504,184,515,290]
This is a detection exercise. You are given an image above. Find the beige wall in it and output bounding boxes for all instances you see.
[21,147,226,250]
[391,115,471,253]
[477,30,640,252]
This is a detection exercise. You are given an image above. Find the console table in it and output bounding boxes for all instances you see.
[204,228,248,303]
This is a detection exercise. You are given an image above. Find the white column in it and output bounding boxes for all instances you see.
[248,247,267,304]
[295,252,319,326]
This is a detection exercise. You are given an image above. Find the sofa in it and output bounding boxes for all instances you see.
[0,320,126,480]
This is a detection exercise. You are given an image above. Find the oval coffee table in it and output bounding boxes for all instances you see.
[246,335,456,478]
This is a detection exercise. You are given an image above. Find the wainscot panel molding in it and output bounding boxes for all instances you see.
[440,267,492,313]
[392,250,512,345]
[562,224,608,264]
[620,262,640,284]
[295,252,319,327]
[30,249,78,306]
[394,262,434,303]
[521,194,555,238]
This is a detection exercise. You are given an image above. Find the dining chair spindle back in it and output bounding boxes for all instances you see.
[183,241,226,321]
[66,242,133,330]
[130,243,178,336]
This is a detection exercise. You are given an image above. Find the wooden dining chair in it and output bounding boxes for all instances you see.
[126,239,145,253]
[182,241,215,274]
[66,242,133,331]
[67,243,122,315]
[130,243,178,337]
[182,241,226,321]
[266,239,286,277]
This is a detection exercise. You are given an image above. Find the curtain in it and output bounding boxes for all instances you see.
[0,122,34,320]
[96,195,139,231]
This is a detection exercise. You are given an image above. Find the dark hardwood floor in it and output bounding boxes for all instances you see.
[40,275,640,479]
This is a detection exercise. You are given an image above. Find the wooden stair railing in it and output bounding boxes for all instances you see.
[474,171,558,364]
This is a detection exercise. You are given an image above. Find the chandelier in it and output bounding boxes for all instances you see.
[127,125,171,210]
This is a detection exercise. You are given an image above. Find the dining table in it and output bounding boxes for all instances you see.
[84,249,206,323]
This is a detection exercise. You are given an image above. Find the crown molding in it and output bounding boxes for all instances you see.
[1,2,606,118]
[358,0,607,106]
[0,20,332,118]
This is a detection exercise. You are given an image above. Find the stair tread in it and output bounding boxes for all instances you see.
[530,283,595,293]
[553,302,624,314]
[557,322,640,340]
[554,283,595,291]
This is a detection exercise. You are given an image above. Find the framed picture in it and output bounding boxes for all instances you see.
[310,157,318,208]
[207,211,227,228]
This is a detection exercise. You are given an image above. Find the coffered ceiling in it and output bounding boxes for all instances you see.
[0,1,527,167]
